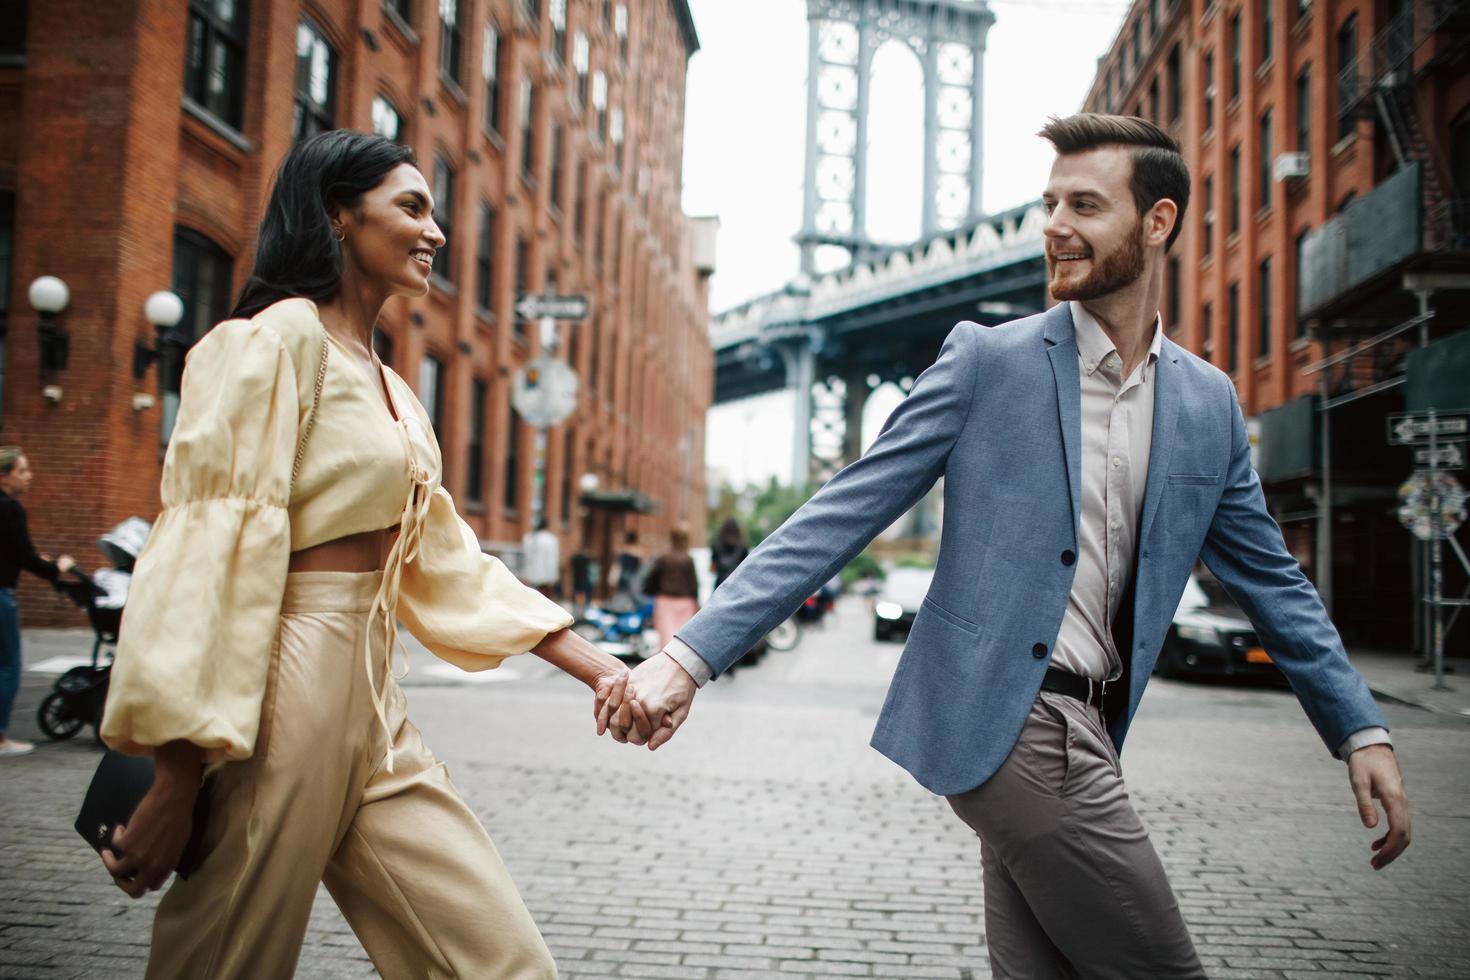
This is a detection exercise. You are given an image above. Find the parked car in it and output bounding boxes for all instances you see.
[873,567,935,642]
[1156,571,1282,681]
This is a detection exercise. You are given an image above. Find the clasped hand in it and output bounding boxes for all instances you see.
[595,652,696,750]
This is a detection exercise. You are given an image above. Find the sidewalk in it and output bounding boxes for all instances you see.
[1348,649,1470,718]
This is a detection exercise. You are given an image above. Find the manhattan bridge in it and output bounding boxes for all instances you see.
[712,0,1049,491]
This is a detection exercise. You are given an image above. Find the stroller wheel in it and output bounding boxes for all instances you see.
[37,691,85,741]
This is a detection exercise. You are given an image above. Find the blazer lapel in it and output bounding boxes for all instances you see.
[1138,339,1182,545]
[1043,304,1082,538]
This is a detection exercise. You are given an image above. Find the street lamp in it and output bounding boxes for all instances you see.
[133,290,185,386]
[27,275,70,380]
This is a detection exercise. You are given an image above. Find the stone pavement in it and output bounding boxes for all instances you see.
[2,603,1468,979]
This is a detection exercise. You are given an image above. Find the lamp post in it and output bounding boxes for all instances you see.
[27,276,70,382]
[133,290,185,389]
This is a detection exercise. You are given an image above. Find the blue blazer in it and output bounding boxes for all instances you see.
[678,303,1385,796]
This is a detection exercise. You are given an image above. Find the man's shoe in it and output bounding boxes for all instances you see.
[0,739,36,757]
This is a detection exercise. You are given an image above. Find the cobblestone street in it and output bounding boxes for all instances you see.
[3,598,1468,979]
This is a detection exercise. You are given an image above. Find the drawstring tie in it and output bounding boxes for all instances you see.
[365,420,434,773]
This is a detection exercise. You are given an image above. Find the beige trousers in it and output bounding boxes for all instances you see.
[146,571,556,980]
[946,692,1204,980]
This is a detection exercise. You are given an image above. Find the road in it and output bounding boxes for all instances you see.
[2,598,1468,978]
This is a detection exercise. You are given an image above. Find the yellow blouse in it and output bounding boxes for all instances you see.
[101,298,572,765]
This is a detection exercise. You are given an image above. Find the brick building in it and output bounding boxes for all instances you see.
[1082,0,1470,653]
[0,0,715,624]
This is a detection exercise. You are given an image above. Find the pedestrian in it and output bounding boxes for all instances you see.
[710,517,748,589]
[569,549,594,608]
[615,530,642,598]
[616,114,1410,977]
[522,517,562,599]
[99,130,648,979]
[641,526,699,648]
[0,447,75,758]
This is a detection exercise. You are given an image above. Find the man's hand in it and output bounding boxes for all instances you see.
[614,652,697,750]
[1347,744,1411,870]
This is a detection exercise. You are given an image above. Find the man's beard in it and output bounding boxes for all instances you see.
[1048,218,1147,302]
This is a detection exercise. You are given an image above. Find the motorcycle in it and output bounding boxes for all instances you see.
[572,599,661,662]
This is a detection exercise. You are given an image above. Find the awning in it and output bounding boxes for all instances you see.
[580,489,660,514]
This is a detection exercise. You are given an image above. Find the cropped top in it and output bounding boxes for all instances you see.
[101,298,573,766]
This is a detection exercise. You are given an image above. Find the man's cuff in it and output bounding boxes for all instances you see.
[1338,726,1392,761]
[662,637,713,687]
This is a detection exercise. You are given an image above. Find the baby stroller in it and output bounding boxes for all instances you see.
[36,517,150,745]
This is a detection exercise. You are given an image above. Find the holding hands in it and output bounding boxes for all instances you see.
[601,652,697,750]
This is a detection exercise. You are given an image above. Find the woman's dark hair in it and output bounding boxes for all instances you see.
[231,130,417,318]
[717,517,745,549]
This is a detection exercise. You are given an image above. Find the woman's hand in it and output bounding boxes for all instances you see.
[100,743,202,898]
[594,664,652,744]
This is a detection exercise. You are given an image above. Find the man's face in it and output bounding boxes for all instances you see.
[1041,146,1148,302]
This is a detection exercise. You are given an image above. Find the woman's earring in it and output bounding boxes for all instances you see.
[335,228,346,242]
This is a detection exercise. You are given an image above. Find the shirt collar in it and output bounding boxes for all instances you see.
[1070,300,1163,379]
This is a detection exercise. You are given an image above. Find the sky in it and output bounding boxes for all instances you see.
[678,0,1131,489]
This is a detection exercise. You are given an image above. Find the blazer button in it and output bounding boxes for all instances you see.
[1061,549,1076,566]
[1032,642,1047,659]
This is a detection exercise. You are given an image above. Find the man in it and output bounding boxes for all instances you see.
[614,115,1411,976]
[520,517,561,599]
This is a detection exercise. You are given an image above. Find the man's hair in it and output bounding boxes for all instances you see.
[1038,113,1190,251]
[0,447,23,475]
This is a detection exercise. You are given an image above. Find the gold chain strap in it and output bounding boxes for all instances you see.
[290,334,329,494]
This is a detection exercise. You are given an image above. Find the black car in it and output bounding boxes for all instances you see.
[873,567,935,642]
[1156,571,1282,680]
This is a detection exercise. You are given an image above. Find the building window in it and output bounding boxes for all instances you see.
[419,354,444,435]
[1148,77,1159,122]
[1296,66,1311,152]
[1258,257,1273,359]
[1167,255,1180,331]
[467,378,487,504]
[560,429,575,526]
[1227,281,1240,374]
[386,0,411,22]
[550,0,567,60]
[573,159,587,240]
[1202,174,1214,258]
[1203,50,1215,131]
[513,234,530,340]
[166,229,234,444]
[603,0,613,30]
[1229,12,1241,100]
[1202,300,1214,358]
[1336,14,1358,141]
[1258,109,1272,211]
[0,193,12,416]
[1148,0,1159,35]
[504,401,521,512]
[1293,228,1310,339]
[519,79,536,181]
[549,122,564,213]
[373,326,394,369]
[185,0,249,130]
[593,71,608,141]
[0,0,28,60]
[574,31,590,106]
[615,3,628,62]
[1261,0,1274,66]
[1229,145,1241,235]
[475,202,495,311]
[439,0,464,85]
[371,94,403,142]
[588,318,600,397]
[610,105,624,171]
[483,22,504,136]
[293,18,336,141]
[432,155,455,281]
[1167,45,1182,124]
[1131,18,1142,70]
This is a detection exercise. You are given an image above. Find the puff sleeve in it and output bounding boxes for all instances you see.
[101,320,299,762]
[395,488,574,670]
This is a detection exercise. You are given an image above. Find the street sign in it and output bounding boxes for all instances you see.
[512,355,580,428]
[1412,442,1467,470]
[1397,470,1468,541]
[515,293,589,321]
[1386,412,1470,445]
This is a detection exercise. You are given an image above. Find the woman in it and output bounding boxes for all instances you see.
[641,526,700,648]
[99,131,648,979]
[710,517,748,589]
[0,448,75,758]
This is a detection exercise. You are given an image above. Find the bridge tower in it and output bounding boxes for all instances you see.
[796,0,996,277]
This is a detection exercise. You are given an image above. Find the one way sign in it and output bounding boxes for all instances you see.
[515,293,590,321]
[1386,412,1470,445]
[1413,443,1466,470]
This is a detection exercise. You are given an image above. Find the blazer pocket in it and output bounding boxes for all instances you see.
[1167,473,1220,486]
[920,596,980,635]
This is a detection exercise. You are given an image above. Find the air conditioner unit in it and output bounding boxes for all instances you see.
[1273,152,1310,182]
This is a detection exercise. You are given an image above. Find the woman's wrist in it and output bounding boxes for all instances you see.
[153,741,204,801]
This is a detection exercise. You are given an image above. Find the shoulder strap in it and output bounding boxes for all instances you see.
[290,332,329,494]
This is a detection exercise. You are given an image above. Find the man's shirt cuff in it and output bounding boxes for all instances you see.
[663,637,713,687]
[1338,726,1392,760]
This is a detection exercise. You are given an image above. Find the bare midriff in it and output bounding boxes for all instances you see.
[288,526,398,573]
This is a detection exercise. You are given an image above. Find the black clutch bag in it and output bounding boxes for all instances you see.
[75,750,211,879]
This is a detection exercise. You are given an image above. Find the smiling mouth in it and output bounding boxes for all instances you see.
[410,248,434,267]
[1050,252,1091,262]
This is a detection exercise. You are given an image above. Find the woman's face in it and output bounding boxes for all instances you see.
[336,163,447,299]
[1,456,33,497]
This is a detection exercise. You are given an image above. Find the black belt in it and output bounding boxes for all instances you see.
[1040,666,1110,710]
